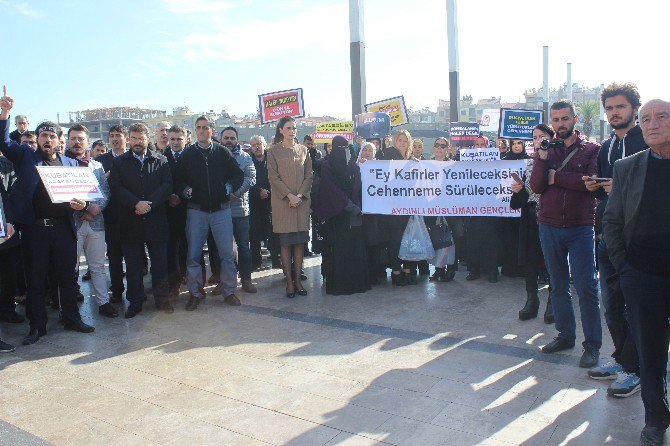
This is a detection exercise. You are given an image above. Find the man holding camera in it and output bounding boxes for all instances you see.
[583,83,647,397]
[530,100,601,368]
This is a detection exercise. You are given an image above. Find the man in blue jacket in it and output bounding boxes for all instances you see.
[0,89,94,345]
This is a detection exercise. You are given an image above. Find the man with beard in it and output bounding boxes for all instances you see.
[64,124,116,317]
[220,126,256,293]
[530,100,601,368]
[0,89,94,344]
[108,123,173,318]
[96,125,128,303]
[153,121,170,154]
[584,83,647,396]
[174,117,243,311]
[9,114,29,144]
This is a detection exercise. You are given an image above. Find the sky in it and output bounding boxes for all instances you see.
[2,0,668,124]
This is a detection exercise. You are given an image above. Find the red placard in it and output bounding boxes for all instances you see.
[258,88,305,124]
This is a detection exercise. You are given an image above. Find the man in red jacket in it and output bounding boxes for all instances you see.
[530,100,601,368]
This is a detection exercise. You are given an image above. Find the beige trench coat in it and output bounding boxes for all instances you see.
[267,143,313,233]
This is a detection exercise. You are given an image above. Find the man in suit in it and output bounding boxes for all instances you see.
[164,125,188,297]
[96,124,127,303]
[603,99,670,446]
[0,89,94,345]
[108,123,173,318]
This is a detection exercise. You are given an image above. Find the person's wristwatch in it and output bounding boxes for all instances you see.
[296,194,304,200]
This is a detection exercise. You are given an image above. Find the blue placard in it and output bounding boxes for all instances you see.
[355,112,392,139]
[498,109,543,140]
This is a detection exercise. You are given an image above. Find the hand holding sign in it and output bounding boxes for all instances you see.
[0,85,14,118]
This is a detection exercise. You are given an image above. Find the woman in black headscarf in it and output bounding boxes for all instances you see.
[313,136,370,295]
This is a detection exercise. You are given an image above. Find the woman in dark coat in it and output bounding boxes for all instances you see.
[313,136,369,295]
[510,126,554,323]
[358,142,385,285]
[499,139,529,278]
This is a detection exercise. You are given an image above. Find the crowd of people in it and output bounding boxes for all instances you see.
[0,82,669,445]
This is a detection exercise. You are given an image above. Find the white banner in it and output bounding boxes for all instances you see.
[36,166,105,203]
[361,160,527,217]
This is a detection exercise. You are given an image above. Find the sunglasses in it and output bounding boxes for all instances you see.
[434,143,448,149]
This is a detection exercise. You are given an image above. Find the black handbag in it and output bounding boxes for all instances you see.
[426,216,453,250]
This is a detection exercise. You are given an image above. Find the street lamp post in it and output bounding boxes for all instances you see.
[446,0,460,124]
[349,0,366,119]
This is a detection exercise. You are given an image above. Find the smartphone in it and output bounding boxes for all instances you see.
[592,178,611,183]
[510,172,523,183]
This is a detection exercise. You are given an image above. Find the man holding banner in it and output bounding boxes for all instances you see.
[0,88,95,345]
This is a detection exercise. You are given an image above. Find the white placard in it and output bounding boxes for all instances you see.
[361,160,526,217]
[36,166,105,203]
[459,148,501,162]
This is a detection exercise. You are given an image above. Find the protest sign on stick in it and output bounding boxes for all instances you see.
[498,108,543,140]
[36,166,105,203]
[361,159,526,217]
[258,88,305,124]
[365,96,408,127]
[311,121,354,144]
[459,148,501,162]
[354,112,391,139]
[449,122,480,147]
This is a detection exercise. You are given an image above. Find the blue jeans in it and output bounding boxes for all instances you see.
[539,224,601,350]
[186,207,236,298]
[619,261,670,429]
[233,216,252,280]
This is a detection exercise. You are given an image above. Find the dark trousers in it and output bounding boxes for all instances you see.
[15,242,26,296]
[619,261,670,429]
[523,220,543,294]
[599,241,639,373]
[0,245,18,313]
[386,215,410,271]
[105,223,125,294]
[23,222,80,330]
[122,241,169,306]
[167,226,187,292]
[466,217,501,274]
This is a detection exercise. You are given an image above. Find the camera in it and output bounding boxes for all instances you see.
[539,139,565,150]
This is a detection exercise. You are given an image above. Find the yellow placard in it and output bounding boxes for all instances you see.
[365,96,408,127]
[315,121,354,133]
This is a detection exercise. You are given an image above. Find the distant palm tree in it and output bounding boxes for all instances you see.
[576,101,600,139]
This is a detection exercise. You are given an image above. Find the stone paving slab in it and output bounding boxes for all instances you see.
[0,257,646,445]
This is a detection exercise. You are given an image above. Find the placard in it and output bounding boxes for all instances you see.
[498,108,543,140]
[480,108,501,132]
[312,121,354,144]
[354,112,391,139]
[361,159,526,217]
[36,166,105,203]
[258,88,305,124]
[449,122,480,147]
[459,148,501,162]
[365,96,408,127]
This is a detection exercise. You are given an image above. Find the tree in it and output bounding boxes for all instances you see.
[576,101,600,139]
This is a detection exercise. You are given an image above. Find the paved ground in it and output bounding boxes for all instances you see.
[0,255,647,446]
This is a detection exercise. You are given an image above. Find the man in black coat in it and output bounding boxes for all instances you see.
[108,123,173,318]
[164,125,188,296]
[96,124,127,302]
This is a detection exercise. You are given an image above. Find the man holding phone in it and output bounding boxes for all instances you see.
[583,83,647,397]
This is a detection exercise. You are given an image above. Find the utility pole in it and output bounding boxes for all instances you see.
[566,63,573,102]
[349,0,366,119]
[543,46,549,123]
[446,0,460,124]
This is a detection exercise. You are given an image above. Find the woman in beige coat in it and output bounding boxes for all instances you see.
[267,117,313,298]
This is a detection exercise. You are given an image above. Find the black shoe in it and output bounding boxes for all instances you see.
[0,339,15,353]
[541,337,575,354]
[210,284,222,296]
[22,327,46,345]
[579,347,599,368]
[442,270,456,282]
[0,310,25,323]
[405,271,417,285]
[185,296,200,311]
[543,297,554,324]
[296,287,307,296]
[98,303,119,318]
[391,272,406,286]
[518,293,540,321]
[156,301,174,314]
[641,425,665,446]
[64,318,95,333]
[124,304,143,319]
[488,269,499,283]
[224,294,241,306]
[429,267,445,282]
[82,270,91,281]
[465,271,480,281]
[110,292,123,304]
[75,290,84,303]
